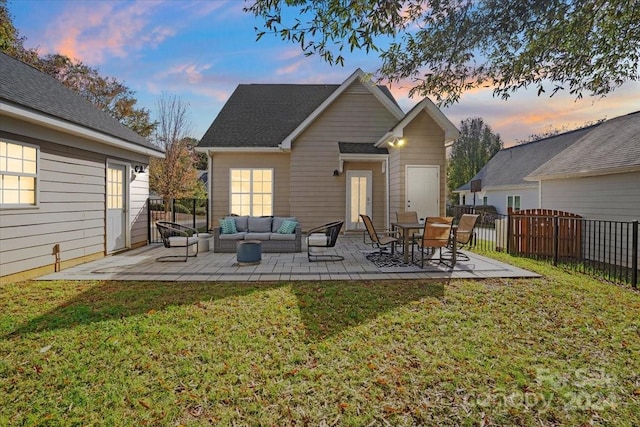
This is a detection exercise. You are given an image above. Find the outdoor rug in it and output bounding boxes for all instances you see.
[364,250,444,272]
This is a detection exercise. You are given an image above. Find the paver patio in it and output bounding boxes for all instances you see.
[38,234,538,282]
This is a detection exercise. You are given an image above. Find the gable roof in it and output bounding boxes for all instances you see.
[526,111,640,180]
[197,69,403,151]
[456,124,599,192]
[0,52,162,156]
[375,97,460,147]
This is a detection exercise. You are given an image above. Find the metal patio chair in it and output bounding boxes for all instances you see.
[156,221,199,262]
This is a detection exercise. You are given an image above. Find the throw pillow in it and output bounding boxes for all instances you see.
[219,218,237,234]
[277,219,298,234]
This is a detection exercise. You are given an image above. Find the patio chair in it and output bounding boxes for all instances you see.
[446,214,479,261]
[156,221,199,262]
[307,220,345,261]
[411,216,454,268]
[360,214,401,255]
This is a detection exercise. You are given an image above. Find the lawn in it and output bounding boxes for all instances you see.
[1,256,639,426]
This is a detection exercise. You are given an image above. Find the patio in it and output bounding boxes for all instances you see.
[38,234,538,281]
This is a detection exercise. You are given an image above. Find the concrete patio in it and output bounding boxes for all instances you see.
[38,234,539,282]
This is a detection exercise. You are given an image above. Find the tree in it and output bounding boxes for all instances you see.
[0,0,38,63]
[246,0,640,105]
[149,95,201,204]
[447,118,502,204]
[1,0,155,137]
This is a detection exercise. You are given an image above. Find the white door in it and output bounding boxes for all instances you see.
[406,165,439,220]
[346,170,372,230]
[106,163,127,252]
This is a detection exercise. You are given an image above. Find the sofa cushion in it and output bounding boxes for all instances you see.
[228,215,249,232]
[272,216,297,232]
[245,232,271,240]
[219,218,237,234]
[277,219,298,234]
[218,232,246,240]
[270,232,296,241]
[248,216,272,232]
[308,233,330,246]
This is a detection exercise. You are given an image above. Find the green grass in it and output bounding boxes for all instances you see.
[1,256,639,426]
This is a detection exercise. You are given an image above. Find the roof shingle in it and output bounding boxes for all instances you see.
[0,52,159,152]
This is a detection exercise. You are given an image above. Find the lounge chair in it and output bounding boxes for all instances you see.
[156,221,199,262]
[307,220,344,261]
[411,216,454,268]
[360,214,401,255]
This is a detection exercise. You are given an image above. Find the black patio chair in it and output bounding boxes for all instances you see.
[307,220,344,261]
[156,221,199,262]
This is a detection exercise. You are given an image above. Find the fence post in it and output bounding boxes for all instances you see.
[206,199,209,232]
[193,199,197,229]
[553,215,559,266]
[147,197,151,244]
[633,220,638,288]
[172,199,176,223]
[506,211,512,254]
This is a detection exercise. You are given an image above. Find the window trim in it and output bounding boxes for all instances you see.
[507,194,521,212]
[0,138,40,208]
[229,168,274,216]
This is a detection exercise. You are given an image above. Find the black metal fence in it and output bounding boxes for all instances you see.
[446,205,639,288]
[148,198,208,243]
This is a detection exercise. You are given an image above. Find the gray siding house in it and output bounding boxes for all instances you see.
[197,69,459,233]
[0,53,164,284]
[457,111,639,222]
[526,111,640,223]
[455,125,600,215]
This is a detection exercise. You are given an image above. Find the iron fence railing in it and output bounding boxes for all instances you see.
[446,205,639,288]
[148,198,208,243]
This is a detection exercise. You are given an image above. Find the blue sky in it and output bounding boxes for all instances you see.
[8,0,640,146]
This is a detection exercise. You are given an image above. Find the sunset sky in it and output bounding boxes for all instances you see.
[8,0,640,146]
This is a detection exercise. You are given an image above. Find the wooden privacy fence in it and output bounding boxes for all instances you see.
[508,209,582,259]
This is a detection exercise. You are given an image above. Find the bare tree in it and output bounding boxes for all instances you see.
[149,94,200,210]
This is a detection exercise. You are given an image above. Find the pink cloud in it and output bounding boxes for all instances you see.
[43,1,172,64]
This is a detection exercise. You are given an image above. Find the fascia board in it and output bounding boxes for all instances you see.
[526,164,640,181]
[1,101,164,158]
[374,97,460,147]
[280,69,404,150]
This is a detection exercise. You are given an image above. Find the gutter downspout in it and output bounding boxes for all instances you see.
[385,157,390,231]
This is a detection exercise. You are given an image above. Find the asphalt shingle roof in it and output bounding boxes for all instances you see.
[0,52,158,152]
[528,111,640,178]
[456,124,599,191]
[198,83,399,148]
[339,142,388,155]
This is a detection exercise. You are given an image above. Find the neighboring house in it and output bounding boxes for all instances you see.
[526,111,640,223]
[0,53,164,284]
[455,124,600,215]
[197,69,459,232]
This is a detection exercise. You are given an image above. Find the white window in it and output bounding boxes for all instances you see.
[230,168,273,216]
[507,195,521,212]
[483,196,488,205]
[0,140,38,207]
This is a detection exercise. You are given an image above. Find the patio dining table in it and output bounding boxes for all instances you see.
[391,222,424,263]
[392,221,459,266]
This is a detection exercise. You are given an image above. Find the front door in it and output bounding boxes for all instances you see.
[406,165,439,220]
[346,170,372,231]
[106,163,127,252]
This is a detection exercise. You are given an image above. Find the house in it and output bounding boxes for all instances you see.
[0,52,164,284]
[455,124,601,215]
[197,69,459,233]
[525,111,640,223]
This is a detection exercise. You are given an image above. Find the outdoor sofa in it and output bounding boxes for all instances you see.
[213,215,302,253]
